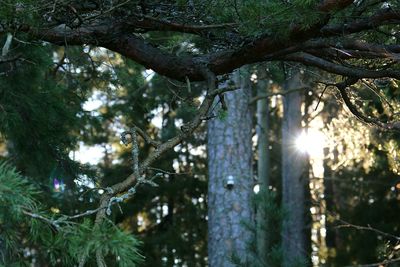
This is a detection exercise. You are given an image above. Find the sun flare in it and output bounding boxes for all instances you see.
[295,129,326,158]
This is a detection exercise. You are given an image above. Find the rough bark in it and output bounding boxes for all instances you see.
[281,68,308,267]
[207,68,254,267]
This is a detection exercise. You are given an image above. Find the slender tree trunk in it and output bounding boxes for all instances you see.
[256,68,270,265]
[281,68,308,267]
[207,68,254,267]
[322,103,339,262]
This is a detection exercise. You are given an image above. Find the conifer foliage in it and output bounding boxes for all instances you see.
[0,161,143,266]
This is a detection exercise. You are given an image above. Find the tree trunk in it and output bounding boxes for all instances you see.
[322,102,339,262]
[256,68,270,265]
[207,68,254,267]
[281,68,308,267]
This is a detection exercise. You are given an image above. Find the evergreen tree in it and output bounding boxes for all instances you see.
[207,68,254,267]
[281,66,309,267]
[0,1,400,266]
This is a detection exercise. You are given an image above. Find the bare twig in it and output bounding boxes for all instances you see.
[22,210,61,230]
[147,166,191,176]
[336,218,400,241]
[248,87,307,105]
[121,126,161,148]
[344,257,400,267]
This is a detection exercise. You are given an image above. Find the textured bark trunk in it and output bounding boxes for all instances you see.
[281,68,308,267]
[256,69,270,265]
[207,68,254,267]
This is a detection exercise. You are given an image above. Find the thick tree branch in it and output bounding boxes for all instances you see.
[125,14,237,35]
[301,38,400,61]
[6,6,395,82]
[321,8,400,36]
[283,52,400,79]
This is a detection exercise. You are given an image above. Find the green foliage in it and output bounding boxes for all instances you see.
[217,109,228,121]
[0,160,143,266]
[0,0,41,25]
[0,161,38,212]
[0,43,85,181]
[206,0,321,37]
[59,219,143,267]
[89,54,209,266]
[0,161,38,259]
[232,190,292,267]
[0,38,208,266]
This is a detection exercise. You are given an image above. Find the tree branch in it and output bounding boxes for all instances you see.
[317,0,354,12]
[248,87,307,105]
[283,52,400,79]
[321,8,400,36]
[336,218,400,241]
[329,78,400,131]
[7,6,396,82]
[345,258,400,267]
[93,69,221,229]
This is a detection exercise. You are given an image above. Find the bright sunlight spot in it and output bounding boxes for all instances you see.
[69,142,104,165]
[295,129,326,158]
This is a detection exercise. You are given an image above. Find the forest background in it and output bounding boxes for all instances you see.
[1,1,400,267]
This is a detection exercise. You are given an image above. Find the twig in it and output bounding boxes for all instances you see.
[344,257,400,267]
[334,78,400,131]
[22,210,61,230]
[336,218,400,241]
[86,67,221,267]
[248,87,307,105]
[147,166,191,176]
[106,173,161,216]
[315,82,328,111]
[131,127,140,177]
[186,76,191,93]
[121,126,161,148]
[52,51,67,75]
[62,207,104,220]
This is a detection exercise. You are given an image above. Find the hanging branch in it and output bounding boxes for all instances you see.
[334,78,400,131]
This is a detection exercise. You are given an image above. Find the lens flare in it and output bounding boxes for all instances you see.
[295,129,326,158]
